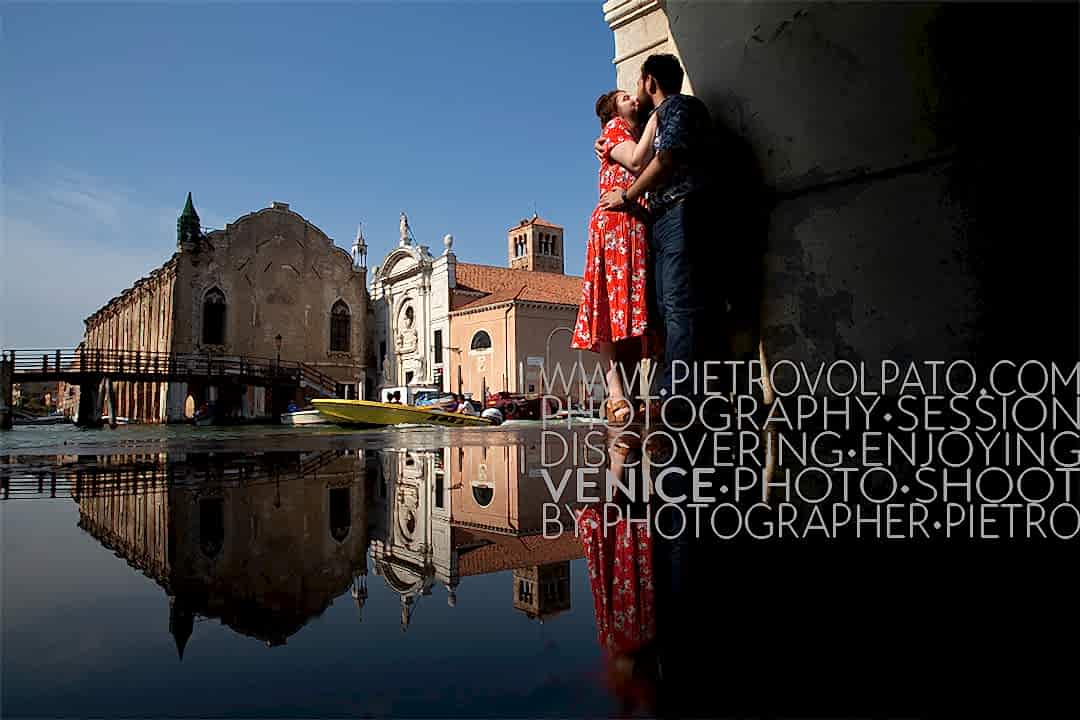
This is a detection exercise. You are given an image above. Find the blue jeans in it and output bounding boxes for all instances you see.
[649,194,717,401]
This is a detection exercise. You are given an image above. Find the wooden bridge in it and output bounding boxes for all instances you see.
[0,450,353,501]
[0,347,340,429]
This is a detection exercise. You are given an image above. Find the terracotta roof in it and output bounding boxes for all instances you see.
[455,528,584,577]
[453,263,582,310]
[509,214,562,231]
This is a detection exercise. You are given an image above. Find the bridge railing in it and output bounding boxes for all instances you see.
[1,348,308,383]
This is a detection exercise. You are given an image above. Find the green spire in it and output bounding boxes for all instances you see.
[181,191,198,220]
[177,192,202,250]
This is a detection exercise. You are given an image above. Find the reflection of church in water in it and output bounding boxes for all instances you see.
[370,441,583,630]
[70,438,586,655]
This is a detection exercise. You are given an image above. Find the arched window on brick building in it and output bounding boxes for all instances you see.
[202,288,226,345]
[330,300,350,352]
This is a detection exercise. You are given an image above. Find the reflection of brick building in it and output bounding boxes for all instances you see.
[448,443,581,535]
[72,451,369,653]
[369,214,595,401]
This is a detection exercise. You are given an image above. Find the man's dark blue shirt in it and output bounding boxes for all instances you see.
[650,93,713,213]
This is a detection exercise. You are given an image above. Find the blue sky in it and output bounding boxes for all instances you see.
[1,1,615,346]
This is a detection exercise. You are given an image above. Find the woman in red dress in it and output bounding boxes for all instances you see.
[572,90,657,423]
[576,435,657,713]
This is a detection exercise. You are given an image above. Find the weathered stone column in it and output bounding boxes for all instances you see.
[603,0,682,92]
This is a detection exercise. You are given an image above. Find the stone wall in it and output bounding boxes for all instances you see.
[603,0,1078,382]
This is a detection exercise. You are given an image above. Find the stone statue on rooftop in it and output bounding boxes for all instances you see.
[399,211,413,246]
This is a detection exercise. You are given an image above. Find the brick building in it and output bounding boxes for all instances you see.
[75,195,368,422]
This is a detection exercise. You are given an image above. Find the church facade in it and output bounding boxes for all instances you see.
[369,214,593,404]
[78,195,369,422]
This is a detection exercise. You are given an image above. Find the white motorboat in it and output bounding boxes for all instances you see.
[280,408,328,426]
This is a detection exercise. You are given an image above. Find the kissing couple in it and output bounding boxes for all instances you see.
[571,53,722,427]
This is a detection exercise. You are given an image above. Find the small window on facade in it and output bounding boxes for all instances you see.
[472,484,494,507]
[202,288,226,345]
[330,300,350,352]
[470,330,492,351]
[434,329,443,364]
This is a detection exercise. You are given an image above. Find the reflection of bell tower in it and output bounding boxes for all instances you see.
[507,214,564,274]
[351,570,368,623]
[169,595,194,660]
[512,561,571,621]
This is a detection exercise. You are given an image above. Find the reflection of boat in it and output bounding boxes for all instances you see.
[312,398,498,428]
[193,402,214,426]
[485,392,554,421]
[14,411,69,426]
[280,408,328,425]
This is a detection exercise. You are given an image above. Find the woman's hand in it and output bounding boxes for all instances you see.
[594,136,609,163]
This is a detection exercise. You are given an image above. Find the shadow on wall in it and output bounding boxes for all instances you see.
[663,1,1078,373]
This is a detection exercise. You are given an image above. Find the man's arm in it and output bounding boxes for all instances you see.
[598,149,675,210]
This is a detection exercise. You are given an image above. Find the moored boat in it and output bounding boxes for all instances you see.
[312,398,499,428]
[280,408,328,425]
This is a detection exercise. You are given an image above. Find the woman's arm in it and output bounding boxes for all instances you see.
[608,114,657,174]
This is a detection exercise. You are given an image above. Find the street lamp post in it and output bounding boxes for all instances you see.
[544,326,574,410]
[274,334,282,373]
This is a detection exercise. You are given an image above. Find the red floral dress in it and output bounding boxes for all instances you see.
[572,117,650,352]
[576,505,655,656]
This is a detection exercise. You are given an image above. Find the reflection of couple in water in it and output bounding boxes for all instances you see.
[571,52,719,427]
[575,430,657,714]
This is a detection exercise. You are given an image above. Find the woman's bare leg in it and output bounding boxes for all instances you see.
[598,341,626,400]
[598,341,630,422]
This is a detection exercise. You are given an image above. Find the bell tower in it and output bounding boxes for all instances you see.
[507,213,563,274]
[177,192,202,252]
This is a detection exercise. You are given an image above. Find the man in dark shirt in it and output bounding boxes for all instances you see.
[598,53,718,403]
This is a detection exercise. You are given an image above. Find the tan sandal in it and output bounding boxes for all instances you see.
[604,397,633,425]
[644,433,675,463]
[608,428,642,458]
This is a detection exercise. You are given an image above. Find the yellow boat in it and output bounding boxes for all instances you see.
[312,398,497,428]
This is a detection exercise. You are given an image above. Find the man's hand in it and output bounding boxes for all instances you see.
[594,136,609,163]
[598,190,626,211]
